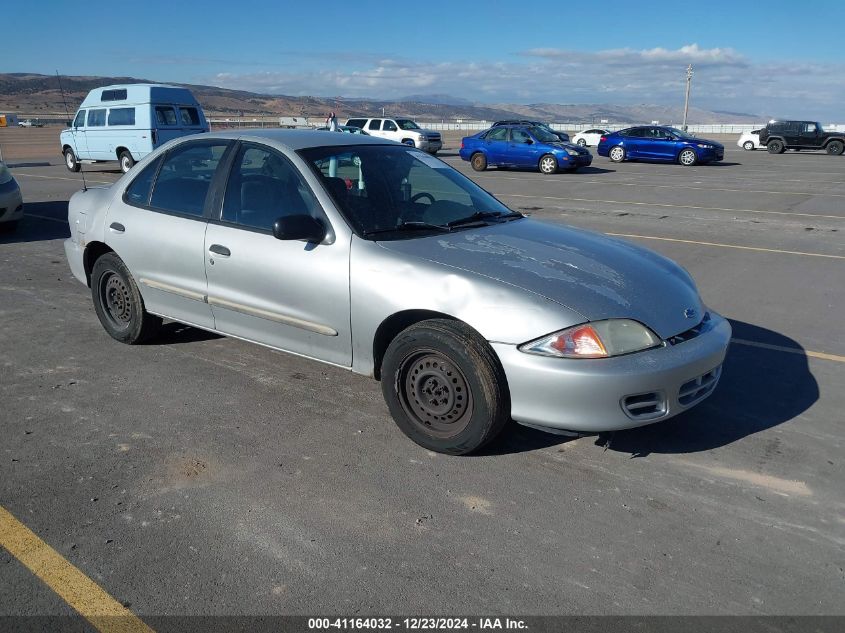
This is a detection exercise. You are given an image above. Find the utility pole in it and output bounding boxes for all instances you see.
[682,64,693,131]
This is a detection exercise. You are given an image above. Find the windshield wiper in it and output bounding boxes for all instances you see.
[446,210,524,228]
[362,221,451,237]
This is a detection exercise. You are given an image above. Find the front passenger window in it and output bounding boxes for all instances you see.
[222,145,319,231]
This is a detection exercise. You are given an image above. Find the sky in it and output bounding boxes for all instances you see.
[6,0,845,120]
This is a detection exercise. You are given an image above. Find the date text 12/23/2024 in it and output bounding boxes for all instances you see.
[308,618,527,630]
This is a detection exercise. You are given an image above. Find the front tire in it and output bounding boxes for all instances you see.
[608,145,625,163]
[743,141,755,151]
[470,152,487,171]
[64,148,80,173]
[91,253,161,344]
[826,140,844,155]
[380,319,510,455]
[678,148,698,166]
[539,154,558,174]
[119,151,135,173]
[767,140,785,154]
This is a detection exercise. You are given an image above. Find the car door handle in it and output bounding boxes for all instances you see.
[109,222,125,233]
[209,244,231,257]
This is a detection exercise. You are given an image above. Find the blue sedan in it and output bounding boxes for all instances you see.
[597,126,724,166]
[460,124,592,174]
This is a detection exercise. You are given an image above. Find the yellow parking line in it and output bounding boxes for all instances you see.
[500,193,843,220]
[731,339,845,363]
[0,505,154,633]
[12,172,114,184]
[605,232,845,260]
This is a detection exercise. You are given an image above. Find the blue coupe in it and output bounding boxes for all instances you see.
[459,124,592,174]
[597,126,724,166]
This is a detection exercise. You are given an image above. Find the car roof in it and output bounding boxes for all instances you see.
[204,128,397,151]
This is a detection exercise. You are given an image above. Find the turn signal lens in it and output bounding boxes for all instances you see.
[519,319,662,359]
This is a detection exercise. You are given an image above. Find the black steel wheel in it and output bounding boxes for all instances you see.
[381,319,510,455]
[91,252,161,344]
[767,140,785,154]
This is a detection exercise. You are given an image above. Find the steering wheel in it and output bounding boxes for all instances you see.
[410,192,435,204]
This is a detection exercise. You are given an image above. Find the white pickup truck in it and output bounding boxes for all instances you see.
[345,117,442,153]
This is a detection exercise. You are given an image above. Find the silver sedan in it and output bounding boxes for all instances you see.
[0,161,24,230]
[64,130,730,454]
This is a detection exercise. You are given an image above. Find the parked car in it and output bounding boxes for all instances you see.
[758,120,845,155]
[18,119,45,128]
[493,120,570,142]
[60,84,209,174]
[0,161,24,231]
[598,126,724,166]
[572,128,611,147]
[344,117,441,153]
[64,130,730,454]
[460,124,592,173]
[737,129,763,151]
[314,125,369,135]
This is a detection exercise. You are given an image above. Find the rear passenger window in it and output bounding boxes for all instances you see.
[108,108,136,126]
[222,145,318,231]
[179,107,200,126]
[124,156,163,206]
[368,120,382,131]
[155,107,178,126]
[87,109,106,127]
[149,142,229,217]
[486,127,509,141]
[383,120,397,131]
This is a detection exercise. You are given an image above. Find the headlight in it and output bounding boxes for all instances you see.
[518,319,663,359]
[696,144,714,149]
[565,147,580,156]
[0,163,12,185]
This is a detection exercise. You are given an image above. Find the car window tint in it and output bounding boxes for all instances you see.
[124,155,163,206]
[222,145,319,231]
[368,120,382,131]
[149,142,229,216]
[73,111,86,127]
[155,106,178,126]
[179,107,200,126]
[108,107,136,126]
[511,129,531,143]
[383,120,397,131]
[486,127,508,141]
[87,109,106,127]
[346,119,366,128]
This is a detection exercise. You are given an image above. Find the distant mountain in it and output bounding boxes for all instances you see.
[0,73,764,124]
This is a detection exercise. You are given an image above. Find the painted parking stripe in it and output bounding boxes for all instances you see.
[605,233,845,260]
[0,505,154,633]
[12,172,115,184]
[731,339,845,363]
[500,193,843,220]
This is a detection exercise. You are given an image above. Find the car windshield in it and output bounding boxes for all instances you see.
[666,127,695,139]
[528,126,561,143]
[396,119,420,130]
[299,144,517,239]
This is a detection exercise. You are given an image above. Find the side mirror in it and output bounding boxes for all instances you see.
[273,215,326,243]
[524,139,533,144]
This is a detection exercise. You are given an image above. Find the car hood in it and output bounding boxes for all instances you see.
[378,219,705,340]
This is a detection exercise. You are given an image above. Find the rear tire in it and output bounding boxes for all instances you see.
[742,141,755,151]
[91,253,161,344]
[767,140,785,154]
[577,139,587,147]
[470,152,487,171]
[380,319,510,455]
[539,154,558,174]
[118,151,135,173]
[64,148,80,173]
[608,145,625,163]
[826,140,844,155]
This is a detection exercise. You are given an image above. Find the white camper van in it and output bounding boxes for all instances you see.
[60,84,209,173]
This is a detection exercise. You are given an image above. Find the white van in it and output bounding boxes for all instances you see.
[60,84,209,173]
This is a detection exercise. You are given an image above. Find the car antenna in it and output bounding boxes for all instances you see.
[56,70,87,191]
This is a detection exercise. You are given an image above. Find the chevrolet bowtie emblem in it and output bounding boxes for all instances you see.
[684,308,697,319]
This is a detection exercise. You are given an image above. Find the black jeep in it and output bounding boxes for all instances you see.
[759,120,845,155]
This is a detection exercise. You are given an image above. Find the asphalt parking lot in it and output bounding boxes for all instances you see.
[1,128,843,624]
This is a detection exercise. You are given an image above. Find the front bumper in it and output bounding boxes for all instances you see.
[0,183,24,223]
[491,312,731,433]
[698,147,724,161]
[558,152,593,168]
[416,138,443,153]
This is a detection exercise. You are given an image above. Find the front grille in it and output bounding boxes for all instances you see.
[622,391,667,421]
[678,366,721,406]
[668,312,711,346]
